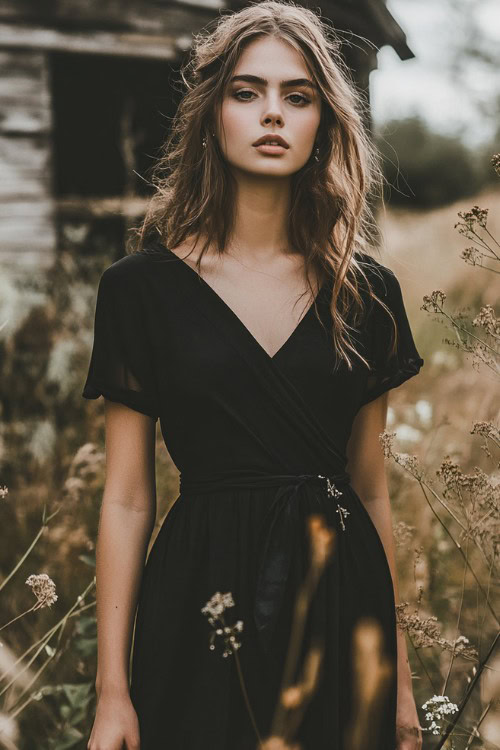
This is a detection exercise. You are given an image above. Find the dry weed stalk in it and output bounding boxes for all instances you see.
[383,171,500,740]
[203,514,336,750]
[267,515,335,745]
[381,411,498,741]
[423,158,500,378]
[0,488,96,735]
[343,618,394,750]
[381,432,499,618]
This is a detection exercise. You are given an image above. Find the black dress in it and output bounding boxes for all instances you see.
[82,240,424,750]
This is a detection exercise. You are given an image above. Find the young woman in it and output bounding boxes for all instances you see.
[83,2,424,748]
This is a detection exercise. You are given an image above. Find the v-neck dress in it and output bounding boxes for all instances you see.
[82,238,424,750]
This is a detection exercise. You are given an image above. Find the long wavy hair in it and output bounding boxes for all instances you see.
[130,0,397,371]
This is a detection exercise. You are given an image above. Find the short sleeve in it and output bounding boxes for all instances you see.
[360,264,424,407]
[82,264,160,420]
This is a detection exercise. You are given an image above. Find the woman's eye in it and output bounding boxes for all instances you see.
[233,90,255,101]
[232,90,310,106]
[288,93,310,105]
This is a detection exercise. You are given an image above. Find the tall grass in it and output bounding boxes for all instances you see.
[0,157,498,748]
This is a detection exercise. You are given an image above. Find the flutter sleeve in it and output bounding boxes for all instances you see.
[360,263,424,407]
[82,263,160,420]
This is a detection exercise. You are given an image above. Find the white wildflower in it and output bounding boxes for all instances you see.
[421,694,459,735]
[201,591,243,658]
[25,574,58,609]
[201,590,235,618]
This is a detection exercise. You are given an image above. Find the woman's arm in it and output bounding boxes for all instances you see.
[346,393,423,747]
[95,399,157,695]
[88,400,157,750]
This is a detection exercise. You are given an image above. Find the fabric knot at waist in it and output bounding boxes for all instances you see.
[179,469,351,653]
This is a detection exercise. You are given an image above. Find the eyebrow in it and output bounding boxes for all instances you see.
[229,74,318,92]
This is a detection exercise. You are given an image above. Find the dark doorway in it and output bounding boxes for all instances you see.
[49,51,181,255]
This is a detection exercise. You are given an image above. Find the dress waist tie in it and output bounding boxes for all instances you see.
[179,470,352,653]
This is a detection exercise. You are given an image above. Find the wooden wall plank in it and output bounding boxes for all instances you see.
[0,135,51,199]
[0,50,51,134]
[0,0,225,25]
[0,23,181,59]
[0,50,56,266]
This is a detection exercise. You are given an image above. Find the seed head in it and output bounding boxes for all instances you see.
[25,574,58,609]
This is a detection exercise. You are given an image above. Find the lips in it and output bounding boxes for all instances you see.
[252,134,289,148]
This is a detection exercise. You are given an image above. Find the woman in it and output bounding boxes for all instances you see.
[83,1,424,748]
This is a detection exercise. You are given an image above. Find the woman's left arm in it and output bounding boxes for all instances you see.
[346,391,423,749]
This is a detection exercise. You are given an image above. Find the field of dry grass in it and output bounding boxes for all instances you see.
[378,185,500,317]
[0,184,499,747]
[373,185,500,747]
[376,185,499,445]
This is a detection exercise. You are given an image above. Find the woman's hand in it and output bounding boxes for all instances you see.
[396,689,423,749]
[87,690,140,750]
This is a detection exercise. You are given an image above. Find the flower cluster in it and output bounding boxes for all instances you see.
[201,591,243,658]
[379,430,397,458]
[25,574,58,609]
[380,431,425,480]
[452,635,471,654]
[472,304,500,337]
[396,603,478,658]
[471,420,500,460]
[392,520,416,549]
[436,457,495,518]
[455,205,489,234]
[436,456,487,492]
[421,694,458,735]
[460,245,483,266]
[63,442,106,502]
[0,485,8,499]
[421,289,446,314]
[471,421,500,442]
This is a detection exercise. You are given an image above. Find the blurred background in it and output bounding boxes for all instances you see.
[0,0,498,747]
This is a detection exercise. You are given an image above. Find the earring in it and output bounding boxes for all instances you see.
[314,146,320,162]
[202,132,216,148]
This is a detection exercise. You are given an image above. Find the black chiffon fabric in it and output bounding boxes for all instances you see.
[82,241,424,750]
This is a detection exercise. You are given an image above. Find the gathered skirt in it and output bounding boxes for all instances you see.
[129,482,398,750]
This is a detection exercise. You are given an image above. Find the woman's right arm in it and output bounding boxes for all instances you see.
[88,399,157,750]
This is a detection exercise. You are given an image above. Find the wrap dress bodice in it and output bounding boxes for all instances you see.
[82,240,424,750]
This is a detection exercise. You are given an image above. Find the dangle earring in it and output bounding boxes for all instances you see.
[202,131,216,149]
[314,146,320,162]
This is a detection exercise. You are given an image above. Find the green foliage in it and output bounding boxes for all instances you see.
[375,116,495,209]
[73,614,97,661]
[41,682,94,750]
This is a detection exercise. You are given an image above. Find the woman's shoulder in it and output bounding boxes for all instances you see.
[95,254,153,306]
[96,243,193,321]
[99,242,182,290]
[100,251,151,280]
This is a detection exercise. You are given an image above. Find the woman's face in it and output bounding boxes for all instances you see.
[216,35,322,177]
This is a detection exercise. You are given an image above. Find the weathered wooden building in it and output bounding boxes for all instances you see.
[0,0,413,273]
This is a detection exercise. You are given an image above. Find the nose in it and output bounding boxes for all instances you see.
[260,90,284,128]
[262,112,283,128]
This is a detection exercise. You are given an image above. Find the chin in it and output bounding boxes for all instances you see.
[231,159,301,177]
